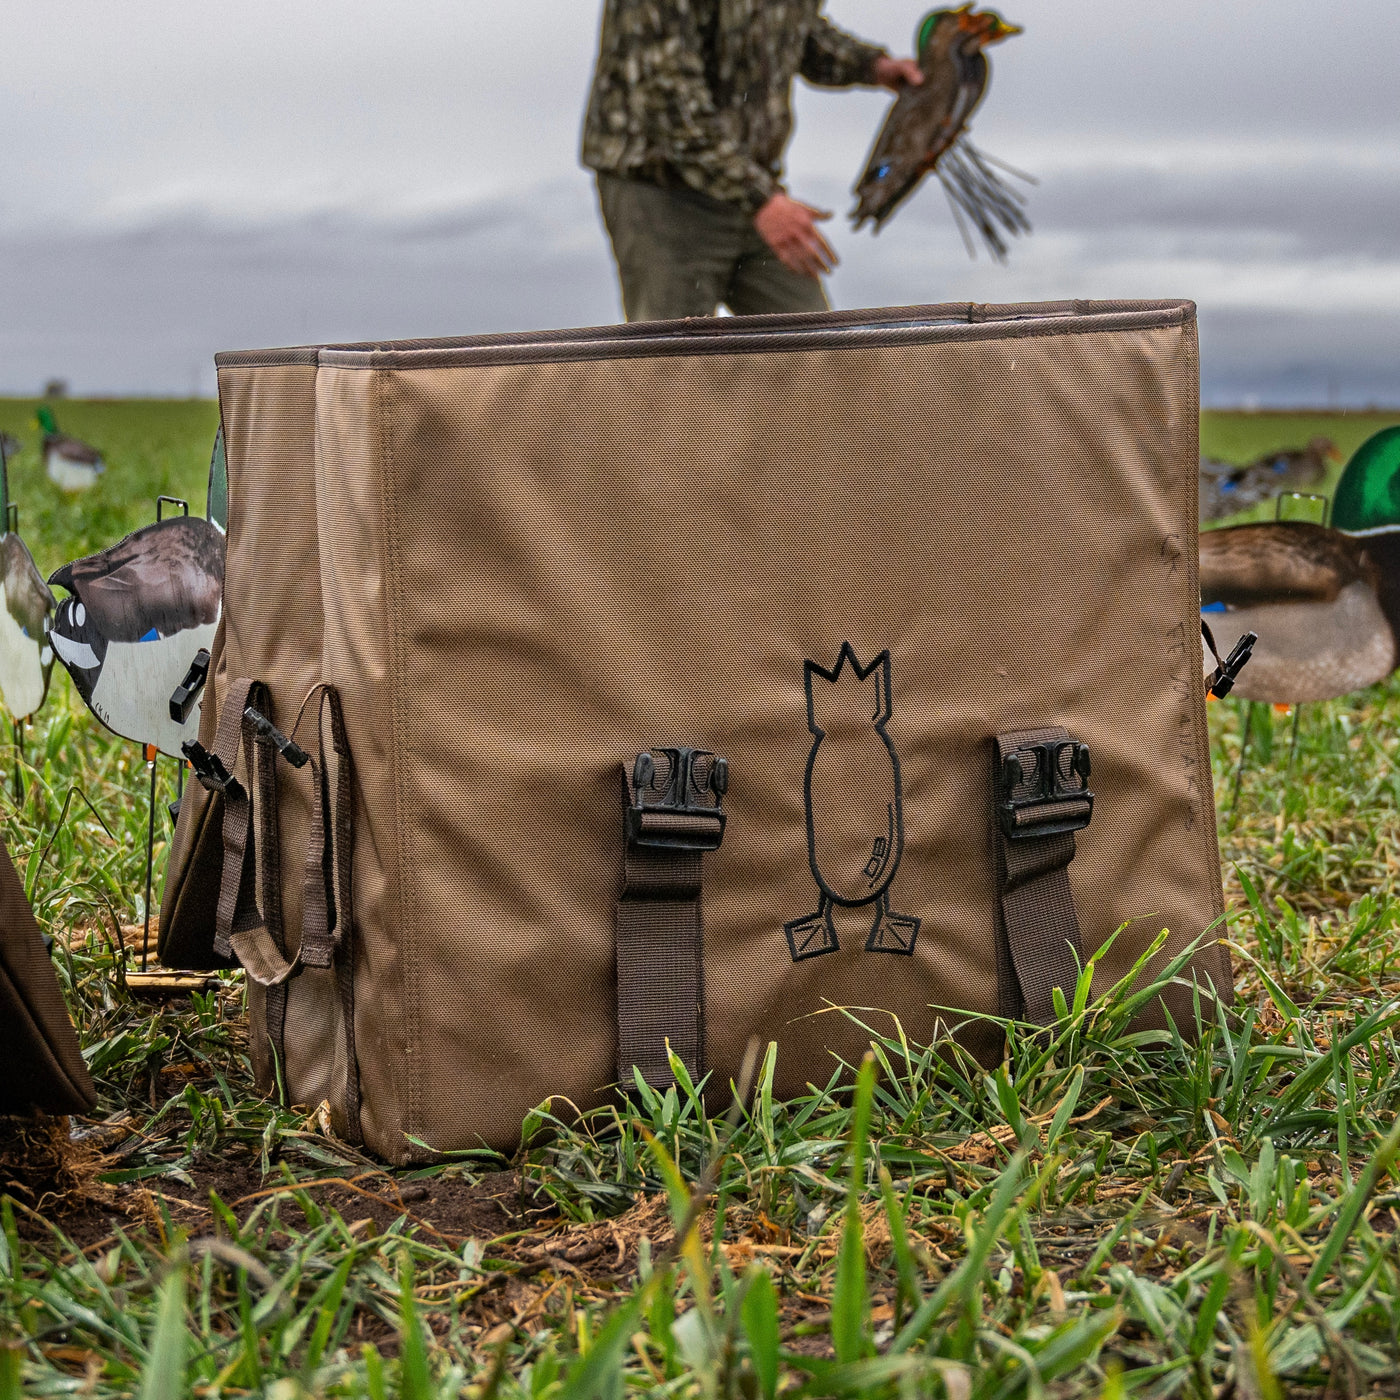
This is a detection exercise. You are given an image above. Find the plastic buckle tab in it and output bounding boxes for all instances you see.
[182,739,239,795]
[244,707,311,769]
[1208,631,1257,699]
[169,648,211,723]
[999,739,1093,840]
[627,747,728,852]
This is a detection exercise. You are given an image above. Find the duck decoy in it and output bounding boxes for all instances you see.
[48,513,224,757]
[1199,437,1340,523]
[1198,426,1400,704]
[35,405,104,491]
[0,437,54,722]
[851,5,1028,257]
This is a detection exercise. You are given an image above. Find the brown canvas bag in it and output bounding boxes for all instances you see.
[0,830,95,1115]
[161,301,1230,1163]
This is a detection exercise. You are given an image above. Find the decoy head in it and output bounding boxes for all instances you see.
[35,406,57,435]
[962,7,1022,45]
[1332,426,1400,534]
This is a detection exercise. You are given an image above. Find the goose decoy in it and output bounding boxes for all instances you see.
[0,438,54,721]
[851,5,1027,256]
[1198,426,1400,703]
[48,515,224,757]
[35,405,104,491]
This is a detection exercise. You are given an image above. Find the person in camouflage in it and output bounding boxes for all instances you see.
[582,1,922,321]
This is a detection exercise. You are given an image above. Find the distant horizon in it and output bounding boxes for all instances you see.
[4,0,1398,405]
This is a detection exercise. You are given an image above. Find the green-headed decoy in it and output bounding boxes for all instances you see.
[851,5,1026,256]
[48,516,224,757]
[35,405,104,491]
[0,436,54,721]
[1199,426,1400,702]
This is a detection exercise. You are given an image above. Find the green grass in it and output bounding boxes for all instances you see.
[2,401,1400,1398]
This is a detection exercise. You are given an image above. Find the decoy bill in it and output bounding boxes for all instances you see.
[851,5,1027,255]
[35,405,105,491]
[48,515,224,757]
[1199,426,1400,703]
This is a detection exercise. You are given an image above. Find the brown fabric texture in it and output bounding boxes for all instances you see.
[0,829,95,1115]
[178,300,1228,1162]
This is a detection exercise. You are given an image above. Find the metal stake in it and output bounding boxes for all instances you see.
[11,719,22,805]
[1229,699,1254,827]
[142,746,157,972]
[1288,703,1304,767]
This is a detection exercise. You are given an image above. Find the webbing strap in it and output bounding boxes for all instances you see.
[206,679,297,989]
[298,687,362,1138]
[616,754,726,1091]
[992,726,1092,1026]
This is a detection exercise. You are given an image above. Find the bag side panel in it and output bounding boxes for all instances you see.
[217,362,346,1114]
[342,312,1227,1154]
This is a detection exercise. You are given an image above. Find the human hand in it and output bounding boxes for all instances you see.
[754,193,838,280]
[872,55,924,90]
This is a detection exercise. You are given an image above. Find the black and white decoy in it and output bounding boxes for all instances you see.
[48,516,224,757]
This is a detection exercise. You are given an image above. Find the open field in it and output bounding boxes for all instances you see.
[1,399,1400,1397]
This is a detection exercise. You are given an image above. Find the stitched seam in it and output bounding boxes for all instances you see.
[311,310,1189,371]
[376,367,422,1149]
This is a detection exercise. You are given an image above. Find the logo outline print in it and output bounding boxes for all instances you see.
[784,643,921,961]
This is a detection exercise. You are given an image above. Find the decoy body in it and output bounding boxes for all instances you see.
[0,535,55,721]
[36,405,104,492]
[1199,427,1400,703]
[0,436,54,720]
[851,5,1025,254]
[1199,437,1340,523]
[48,516,224,757]
[0,434,20,462]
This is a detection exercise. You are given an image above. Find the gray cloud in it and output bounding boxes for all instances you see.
[2,1,1398,402]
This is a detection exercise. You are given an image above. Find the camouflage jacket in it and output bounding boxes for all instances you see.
[582,0,886,213]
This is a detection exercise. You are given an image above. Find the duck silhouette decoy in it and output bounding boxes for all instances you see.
[784,644,921,960]
[35,406,104,492]
[852,6,1027,256]
[1199,426,1400,703]
[0,439,54,721]
[1200,437,1340,523]
[48,514,224,757]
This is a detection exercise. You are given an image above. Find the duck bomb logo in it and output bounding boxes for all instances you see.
[784,643,921,961]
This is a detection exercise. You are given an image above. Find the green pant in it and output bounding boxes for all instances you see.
[597,173,830,322]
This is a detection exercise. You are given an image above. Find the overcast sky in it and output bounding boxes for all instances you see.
[3,0,1398,403]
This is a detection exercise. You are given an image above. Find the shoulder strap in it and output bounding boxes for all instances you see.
[992,727,1094,1026]
[187,678,297,987]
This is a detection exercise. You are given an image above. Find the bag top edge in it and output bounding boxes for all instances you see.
[214,298,1195,371]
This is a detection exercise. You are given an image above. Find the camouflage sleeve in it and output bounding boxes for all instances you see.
[799,15,886,88]
[630,3,781,212]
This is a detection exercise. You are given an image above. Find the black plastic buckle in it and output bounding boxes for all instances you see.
[244,707,310,769]
[627,747,728,852]
[999,739,1093,840]
[182,739,239,795]
[169,648,211,723]
[1208,631,1257,699]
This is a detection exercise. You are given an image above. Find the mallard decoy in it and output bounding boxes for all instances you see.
[1199,437,1340,523]
[35,405,104,491]
[1199,426,1400,702]
[0,438,54,720]
[851,5,1027,256]
[48,516,224,757]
